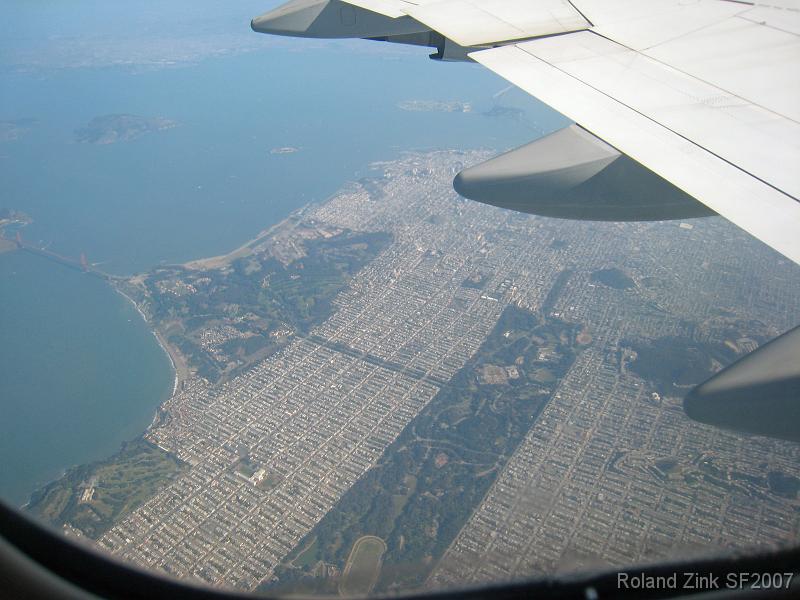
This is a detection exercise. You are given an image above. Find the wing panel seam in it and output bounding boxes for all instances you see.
[516,34,799,203]
[566,0,593,27]
[586,27,800,127]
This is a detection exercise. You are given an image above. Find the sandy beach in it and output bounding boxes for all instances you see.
[112,285,190,401]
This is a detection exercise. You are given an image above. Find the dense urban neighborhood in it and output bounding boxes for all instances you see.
[27,151,800,595]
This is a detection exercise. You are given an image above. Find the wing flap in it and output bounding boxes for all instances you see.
[342,0,418,19]
[642,15,800,123]
[510,31,800,199]
[471,36,800,264]
[572,0,747,49]
[403,0,590,47]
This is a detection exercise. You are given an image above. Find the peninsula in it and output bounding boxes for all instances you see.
[22,150,800,597]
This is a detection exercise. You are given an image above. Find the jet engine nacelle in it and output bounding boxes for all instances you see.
[454,125,715,222]
[251,0,429,39]
[684,325,800,444]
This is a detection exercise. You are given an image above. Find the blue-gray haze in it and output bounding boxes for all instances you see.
[0,1,565,505]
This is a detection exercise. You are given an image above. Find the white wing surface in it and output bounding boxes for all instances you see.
[471,27,800,263]
[462,0,800,263]
[419,0,800,263]
[404,0,590,46]
[251,0,800,263]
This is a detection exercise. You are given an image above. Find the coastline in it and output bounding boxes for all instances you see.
[110,205,314,405]
[17,189,327,513]
[5,255,184,510]
[181,204,310,271]
[0,237,16,254]
[112,285,187,402]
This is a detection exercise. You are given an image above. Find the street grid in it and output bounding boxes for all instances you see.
[96,151,800,591]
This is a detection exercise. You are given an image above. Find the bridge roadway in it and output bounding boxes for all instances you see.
[7,236,115,281]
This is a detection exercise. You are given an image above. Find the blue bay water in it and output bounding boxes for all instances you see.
[0,251,173,505]
[0,22,567,506]
[1,49,563,274]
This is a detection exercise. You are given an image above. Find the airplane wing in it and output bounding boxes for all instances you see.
[463,1,800,265]
[251,0,800,265]
[251,0,800,441]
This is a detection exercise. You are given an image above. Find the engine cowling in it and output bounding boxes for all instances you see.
[454,125,714,221]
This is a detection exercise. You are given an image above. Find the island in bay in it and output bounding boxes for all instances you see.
[75,114,178,145]
[22,150,800,595]
[396,100,472,113]
[270,146,300,155]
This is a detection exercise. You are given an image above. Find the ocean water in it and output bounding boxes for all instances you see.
[1,49,564,275]
[0,251,173,505]
[0,6,568,506]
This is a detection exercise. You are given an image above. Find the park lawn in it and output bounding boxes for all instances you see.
[339,536,387,597]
